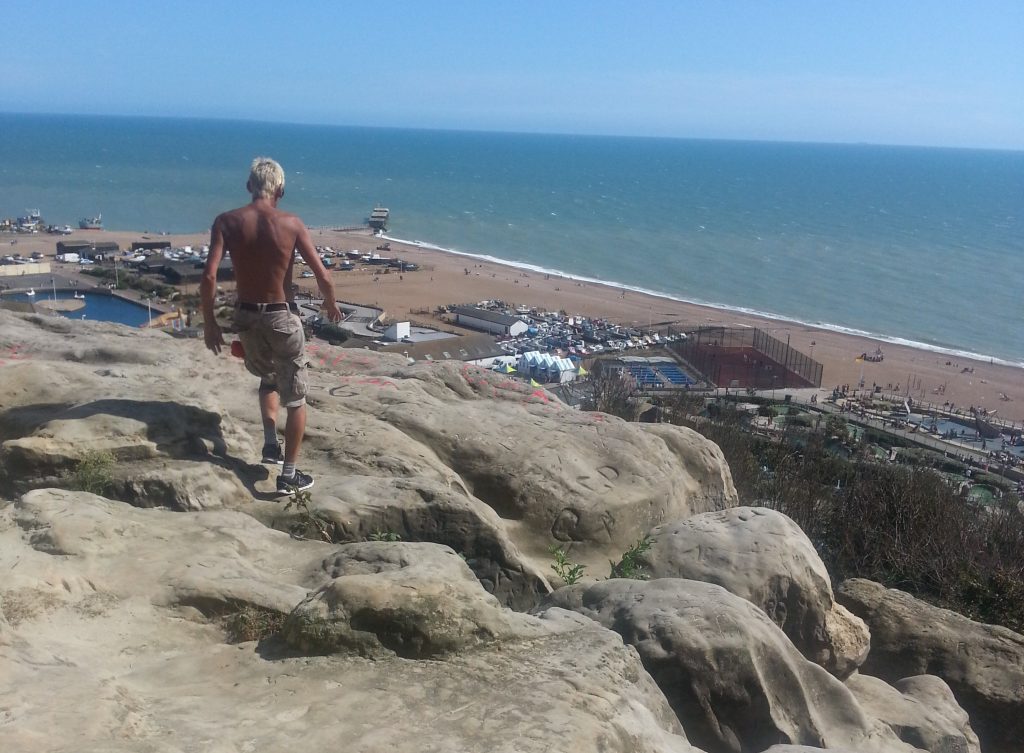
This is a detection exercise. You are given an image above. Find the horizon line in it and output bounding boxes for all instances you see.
[2,109,1022,155]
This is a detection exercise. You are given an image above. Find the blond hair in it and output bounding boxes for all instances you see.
[248,157,285,199]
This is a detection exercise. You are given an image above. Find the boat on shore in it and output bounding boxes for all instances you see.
[79,214,103,230]
[17,210,42,230]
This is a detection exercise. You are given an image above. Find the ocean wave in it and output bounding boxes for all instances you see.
[384,233,1024,370]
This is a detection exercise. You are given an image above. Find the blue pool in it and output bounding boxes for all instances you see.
[3,290,153,328]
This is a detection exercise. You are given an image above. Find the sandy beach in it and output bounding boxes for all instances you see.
[6,227,1024,424]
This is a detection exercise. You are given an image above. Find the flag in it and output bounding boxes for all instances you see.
[530,378,541,387]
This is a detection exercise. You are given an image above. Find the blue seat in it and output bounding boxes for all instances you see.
[654,365,693,385]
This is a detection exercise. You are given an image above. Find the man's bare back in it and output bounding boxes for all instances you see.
[212,202,304,303]
[201,184,340,356]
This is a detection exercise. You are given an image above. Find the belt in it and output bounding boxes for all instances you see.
[237,301,299,314]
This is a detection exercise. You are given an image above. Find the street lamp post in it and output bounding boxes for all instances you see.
[784,331,791,387]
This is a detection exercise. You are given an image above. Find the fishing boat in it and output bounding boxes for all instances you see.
[73,291,86,300]
[17,210,42,230]
[79,214,103,230]
[26,288,35,297]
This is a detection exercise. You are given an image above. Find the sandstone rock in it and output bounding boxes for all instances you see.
[117,461,253,510]
[837,578,1024,753]
[366,359,738,575]
[10,488,334,617]
[284,541,549,657]
[260,474,551,611]
[1,490,703,753]
[1,397,255,477]
[0,310,738,610]
[542,578,917,753]
[635,507,870,677]
[846,672,980,753]
[762,747,865,753]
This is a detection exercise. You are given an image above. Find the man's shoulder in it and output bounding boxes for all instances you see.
[214,205,252,224]
[274,208,304,225]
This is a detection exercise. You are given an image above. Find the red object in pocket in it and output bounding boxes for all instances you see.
[230,340,245,359]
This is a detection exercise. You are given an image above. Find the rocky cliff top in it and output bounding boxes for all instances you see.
[0,310,1017,753]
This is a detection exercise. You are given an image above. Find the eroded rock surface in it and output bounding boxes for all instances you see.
[838,578,1024,753]
[283,541,548,657]
[4,310,989,753]
[0,310,737,604]
[636,507,869,677]
[846,672,979,753]
[541,578,920,753]
[0,490,703,753]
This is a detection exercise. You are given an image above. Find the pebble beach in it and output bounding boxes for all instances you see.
[5,226,1022,425]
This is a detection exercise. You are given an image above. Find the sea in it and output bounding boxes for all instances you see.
[2,112,1022,366]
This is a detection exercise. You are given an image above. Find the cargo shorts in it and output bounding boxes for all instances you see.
[233,306,308,408]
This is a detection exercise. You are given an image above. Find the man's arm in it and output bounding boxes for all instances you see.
[294,222,342,322]
[201,217,227,354]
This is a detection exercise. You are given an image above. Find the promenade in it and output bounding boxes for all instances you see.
[757,388,1024,483]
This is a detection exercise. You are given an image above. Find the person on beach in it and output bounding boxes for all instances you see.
[201,157,342,494]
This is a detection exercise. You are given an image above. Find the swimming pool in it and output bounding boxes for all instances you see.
[3,290,153,327]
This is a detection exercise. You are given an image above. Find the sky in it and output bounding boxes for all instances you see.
[2,1,1022,149]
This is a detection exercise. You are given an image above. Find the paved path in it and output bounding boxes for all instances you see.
[751,388,1024,480]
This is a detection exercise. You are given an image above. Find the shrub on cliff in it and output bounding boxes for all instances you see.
[677,414,1024,632]
[67,450,116,496]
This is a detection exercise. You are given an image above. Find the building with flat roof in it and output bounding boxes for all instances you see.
[450,305,528,337]
[374,331,505,365]
[161,258,233,284]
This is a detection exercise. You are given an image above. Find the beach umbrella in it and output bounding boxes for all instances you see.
[530,378,542,387]
[578,365,589,376]
[505,364,516,373]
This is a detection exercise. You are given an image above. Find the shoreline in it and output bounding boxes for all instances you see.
[382,233,1024,370]
[6,226,1024,424]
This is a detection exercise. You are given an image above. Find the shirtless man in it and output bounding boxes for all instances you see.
[201,157,342,493]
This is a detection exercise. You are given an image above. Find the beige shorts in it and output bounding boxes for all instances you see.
[233,307,308,407]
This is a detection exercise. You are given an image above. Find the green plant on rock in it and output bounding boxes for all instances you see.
[610,535,654,580]
[367,530,402,542]
[549,545,586,585]
[284,490,335,542]
[68,449,116,495]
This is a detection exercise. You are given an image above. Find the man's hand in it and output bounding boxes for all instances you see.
[323,299,343,323]
[204,320,225,354]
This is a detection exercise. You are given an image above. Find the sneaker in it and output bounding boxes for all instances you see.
[277,469,314,495]
[261,443,284,465]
